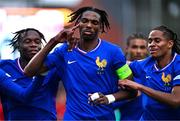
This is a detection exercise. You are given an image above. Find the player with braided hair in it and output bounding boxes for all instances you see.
[118,25,180,120]
[24,7,137,120]
[0,28,61,120]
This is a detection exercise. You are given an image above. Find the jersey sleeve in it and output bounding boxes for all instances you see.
[0,69,43,102]
[113,47,132,79]
[173,58,180,86]
[45,44,66,70]
[129,60,143,78]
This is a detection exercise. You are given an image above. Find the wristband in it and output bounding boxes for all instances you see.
[90,92,100,101]
[105,94,115,104]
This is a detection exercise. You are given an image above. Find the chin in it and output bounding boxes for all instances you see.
[83,36,95,41]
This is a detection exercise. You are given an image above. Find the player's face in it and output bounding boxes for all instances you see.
[78,11,102,41]
[127,39,148,61]
[148,30,173,59]
[18,30,42,60]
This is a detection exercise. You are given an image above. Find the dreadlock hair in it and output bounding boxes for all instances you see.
[9,28,46,52]
[126,33,148,46]
[152,25,180,54]
[68,6,110,33]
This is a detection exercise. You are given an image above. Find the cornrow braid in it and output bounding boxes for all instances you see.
[68,6,110,33]
[152,25,180,54]
[9,28,46,52]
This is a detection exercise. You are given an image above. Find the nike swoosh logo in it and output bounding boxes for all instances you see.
[68,60,77,64]
[146,76,151,79]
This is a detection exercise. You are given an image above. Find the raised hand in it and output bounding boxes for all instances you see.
[52,24,80,44]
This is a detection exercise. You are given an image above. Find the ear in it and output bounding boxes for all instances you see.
[168,40,174,49]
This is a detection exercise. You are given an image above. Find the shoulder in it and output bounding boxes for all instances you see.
[130,56,154,69]
[101,39,124,54]
[0,59,15,66]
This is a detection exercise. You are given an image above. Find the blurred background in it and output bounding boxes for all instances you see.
[0,0,179,120]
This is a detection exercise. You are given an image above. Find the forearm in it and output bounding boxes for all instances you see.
[113,89,137,101]
[139,85,180,108]
[24,38,59,77]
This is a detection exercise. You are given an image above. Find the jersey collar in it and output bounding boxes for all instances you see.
[77,38,101,54]
[154,53,177,71]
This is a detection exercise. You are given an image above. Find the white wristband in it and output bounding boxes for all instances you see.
[90,92,100,101]
[105,94,115,104]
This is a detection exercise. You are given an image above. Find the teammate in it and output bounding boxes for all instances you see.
[24,7,136,120]
[125,33,148,63]
[119,33,148,120]
[119,25,180,120]
[0,28,61,120]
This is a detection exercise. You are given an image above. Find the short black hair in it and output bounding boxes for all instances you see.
[126,33,148,46]
[9,28,46,52]
[152,25,180,54]
[68,6,110,33]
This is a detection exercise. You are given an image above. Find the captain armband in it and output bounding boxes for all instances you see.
[116,64,132,80]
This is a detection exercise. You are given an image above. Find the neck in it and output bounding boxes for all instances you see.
[19,57,29,69]
[156,52,173,69]
[79,38,99,52]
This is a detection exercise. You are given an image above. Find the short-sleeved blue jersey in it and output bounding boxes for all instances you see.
[130,53,180,120]
[0,58,60,120]
[45,39,127,120]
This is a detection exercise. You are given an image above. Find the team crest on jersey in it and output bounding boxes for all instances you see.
[95,56,107,74]
[161,72,171,86]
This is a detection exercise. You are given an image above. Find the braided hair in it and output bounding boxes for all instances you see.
[68,6,110,33]
[152,25,180,54]
[9,28,46,52]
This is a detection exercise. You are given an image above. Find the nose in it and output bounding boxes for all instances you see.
[30,41,38,47]
[86,22,92,28]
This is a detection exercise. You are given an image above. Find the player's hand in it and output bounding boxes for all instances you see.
[67,37,79,51]
[118,79,141,90]
[52,24,79,44]
[88,92,109,105]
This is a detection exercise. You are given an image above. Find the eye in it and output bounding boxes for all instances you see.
[131,45,138,49]
[92,20,99,25]
[35,39,41,44]
[23,39,31,43]
[154,38,161,43]
[81,18,88,23]
[148,38,152,44]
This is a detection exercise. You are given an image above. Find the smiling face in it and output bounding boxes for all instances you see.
[18,30,42,61]
[148,30,173,59]
[78,10,102,41]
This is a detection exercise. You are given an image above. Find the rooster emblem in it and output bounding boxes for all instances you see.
[161,72,171,86]
[96,56,107,74]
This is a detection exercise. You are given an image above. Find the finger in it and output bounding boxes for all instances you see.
[72,24,80,31]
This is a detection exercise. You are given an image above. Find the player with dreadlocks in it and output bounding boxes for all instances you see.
[116,25,180,120]
[0,28,61,120]
[24,7,137,120]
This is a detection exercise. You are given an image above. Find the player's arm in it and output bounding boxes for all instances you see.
[89,64,137,105]
[0,69,43,102]
[119,79,180,108]
[24,25,79,77]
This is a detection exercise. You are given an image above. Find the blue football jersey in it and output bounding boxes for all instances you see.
[45,39,127,120]
[0,68,43,101]
[0,58,60,120]
[130,53,180,120]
